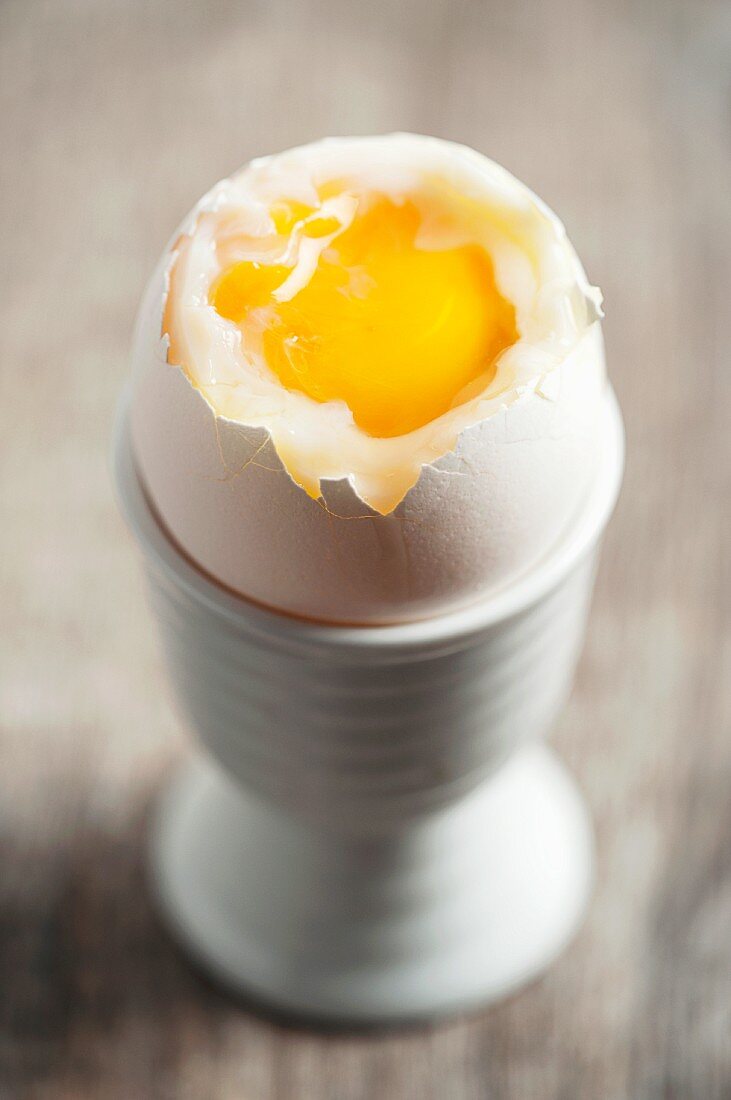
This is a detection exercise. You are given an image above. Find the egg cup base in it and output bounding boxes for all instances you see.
[149,744,593,1027]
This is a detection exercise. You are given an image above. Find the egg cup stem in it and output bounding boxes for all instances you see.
[114,389,623,1025]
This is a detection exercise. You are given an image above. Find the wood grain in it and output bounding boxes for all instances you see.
[0,0,729,1095]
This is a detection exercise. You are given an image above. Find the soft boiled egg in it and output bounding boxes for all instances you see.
[129,134,607,624]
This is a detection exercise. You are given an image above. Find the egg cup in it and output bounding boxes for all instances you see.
[114,387,623,1025]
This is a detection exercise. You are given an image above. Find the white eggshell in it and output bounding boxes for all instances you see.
[129,253,607,624]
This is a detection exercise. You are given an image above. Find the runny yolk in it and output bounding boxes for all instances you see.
[210,196,518,438]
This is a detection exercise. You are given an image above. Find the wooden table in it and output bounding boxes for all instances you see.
[1,0,729,1095]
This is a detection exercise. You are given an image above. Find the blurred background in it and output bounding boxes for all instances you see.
[1,0,729,1096]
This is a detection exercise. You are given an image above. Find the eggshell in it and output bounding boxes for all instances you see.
[129,252,607,624]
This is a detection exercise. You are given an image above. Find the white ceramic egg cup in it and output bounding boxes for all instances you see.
[114,390,623,1026]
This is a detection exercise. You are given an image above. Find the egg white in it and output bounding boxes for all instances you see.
[160,134,602,514]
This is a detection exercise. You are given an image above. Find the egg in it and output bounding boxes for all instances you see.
[129,134,607,624]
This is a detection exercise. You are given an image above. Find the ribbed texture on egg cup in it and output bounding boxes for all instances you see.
[114,387,623,1025]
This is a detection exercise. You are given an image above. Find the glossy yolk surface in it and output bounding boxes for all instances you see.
[210,196,517,438]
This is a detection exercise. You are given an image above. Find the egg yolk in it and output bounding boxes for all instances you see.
[210,196,517,438]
